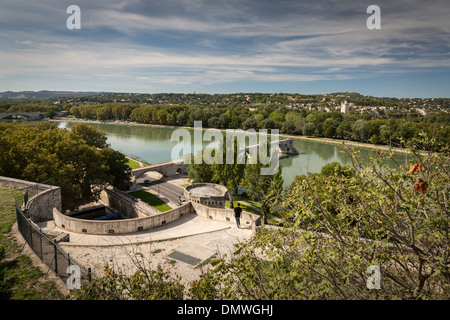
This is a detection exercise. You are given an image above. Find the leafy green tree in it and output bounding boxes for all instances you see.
[190,136,450,300]
[281,120,296,134]
[187,149,215,183]
[0,122,130,210]
[214,136,248,207]
[69,123,108,148]
[69,265,184,300]
[243,163,283,224]
[100,148,132,191]
[302,123,315,136]
[351,119,369,141]
[45,109,58,119]
[320,161,353,177]
[322,118,338,137]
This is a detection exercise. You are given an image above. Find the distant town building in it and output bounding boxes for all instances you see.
[341,101,350,113]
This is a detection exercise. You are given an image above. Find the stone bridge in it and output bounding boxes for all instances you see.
[0,112,45,121]
[242,138,299,155]
[131,160,188,182]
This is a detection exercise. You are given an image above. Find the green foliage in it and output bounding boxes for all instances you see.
[0,122,131,210]
[126,158,140,169]
[129,190,172,212]
[69,122,108,148]
[0,246,12,300]
[189,136,450,300]
[320,161,353,177]
[211,136,246,207]
[69,265,184,300]
[100,148,131,191]
[54,93,450,152]
[187,149,215,183]
[243,161,284,224]
[0,188,64,300]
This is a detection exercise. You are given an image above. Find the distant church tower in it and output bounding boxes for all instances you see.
[340,101,350,113]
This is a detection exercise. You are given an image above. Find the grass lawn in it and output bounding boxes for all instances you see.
[225,200,261,216]
[234,194,262,208]
[226,198,284,226]
[129,190,172,212]
[126,158,141,169]
[0,188,65,300]
[234,194,283,219]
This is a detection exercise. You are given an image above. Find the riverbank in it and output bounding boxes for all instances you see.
[49,117,413,155]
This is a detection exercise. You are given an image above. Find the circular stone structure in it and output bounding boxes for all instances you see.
[184,183,228,209]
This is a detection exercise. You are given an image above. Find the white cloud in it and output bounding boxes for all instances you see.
[0,0,449,93]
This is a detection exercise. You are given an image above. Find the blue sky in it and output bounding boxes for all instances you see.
[0,0,449,98]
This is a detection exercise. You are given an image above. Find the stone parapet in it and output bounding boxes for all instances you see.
[0,176,62,223]
[53,201,194,235]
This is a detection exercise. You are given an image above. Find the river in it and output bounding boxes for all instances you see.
[55,120,408,188]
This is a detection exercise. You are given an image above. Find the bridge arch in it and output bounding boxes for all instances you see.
[130,160,188,189]
[0,112,45,121]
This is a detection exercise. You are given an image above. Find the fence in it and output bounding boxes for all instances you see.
[15,201,93,288]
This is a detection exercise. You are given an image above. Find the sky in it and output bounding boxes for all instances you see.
[0,0,449,98]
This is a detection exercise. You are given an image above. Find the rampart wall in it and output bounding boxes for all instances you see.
[0,176,62,223]
[191,201,261,229]
[53,201,194,235]
[99,188,160,218]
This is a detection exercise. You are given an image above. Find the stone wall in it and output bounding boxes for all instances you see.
[0,176,62,223]
[99,188,160,218]
[184,183,228,208]
[191,201,261,229]
[53,201,194,235]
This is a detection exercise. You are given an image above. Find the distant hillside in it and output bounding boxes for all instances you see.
[0,90,101,100]
[325,92,367,98]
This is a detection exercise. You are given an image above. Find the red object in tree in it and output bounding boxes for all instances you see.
[408,163,423,175]
[414,178,428,194]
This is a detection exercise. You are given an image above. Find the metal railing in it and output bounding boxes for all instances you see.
[15,201,92,287]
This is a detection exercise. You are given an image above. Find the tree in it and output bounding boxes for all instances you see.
[211,137,246,208]
[0,122,131,210]
[243,163,283,224]
[322,118,338,137]
[45,109,58,119]
[69,265,184,300]
[302,123,315,136]
[351,119,369,141]
[187,149,215,183]
[281,120,296,134]
[69,123,108,148]
[320,161,353,177]
[100,148,132,191]
[190,136,450,300]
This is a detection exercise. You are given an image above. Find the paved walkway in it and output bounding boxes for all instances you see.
[38,213,252,247]
[38,213,255,283]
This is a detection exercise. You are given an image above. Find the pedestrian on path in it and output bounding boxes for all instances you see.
[234,203,242,228]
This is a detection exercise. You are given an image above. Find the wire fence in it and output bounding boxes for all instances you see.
[15,200,93,288]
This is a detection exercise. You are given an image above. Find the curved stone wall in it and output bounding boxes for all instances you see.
[53,202,194,235]
[99,188,161,218]
[191,201,261,229]
[184,183,228,208]
[0,176,62,223]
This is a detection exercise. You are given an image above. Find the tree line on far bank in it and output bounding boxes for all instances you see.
[1,95,448,152]
[67,103,449,152]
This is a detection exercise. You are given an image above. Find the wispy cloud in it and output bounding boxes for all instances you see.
[0,0,449,96]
